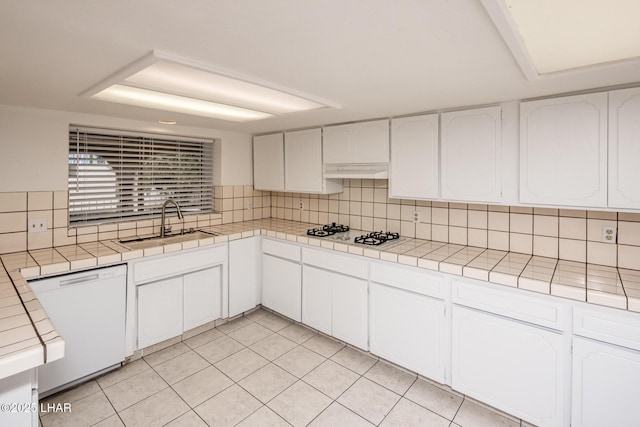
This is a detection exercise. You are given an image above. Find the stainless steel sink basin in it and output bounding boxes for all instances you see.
[119,230,218,250]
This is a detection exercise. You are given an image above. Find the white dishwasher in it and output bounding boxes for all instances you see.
[29,264,127,396]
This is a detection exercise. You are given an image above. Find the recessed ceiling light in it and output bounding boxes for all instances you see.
[82,51,340,121]
[158,120,177,125]
[481,0,640,79]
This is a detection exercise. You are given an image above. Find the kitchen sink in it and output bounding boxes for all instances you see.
[119,229,219,250]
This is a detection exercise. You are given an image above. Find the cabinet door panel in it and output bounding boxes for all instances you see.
[332,274,368,350]
[390,114,439,199]
[370,283,445,382]
[351,119,389,164]
[452,306,565,427]
[262,255,301,322]
[183,267,222,331]
[229,237,260,317]
[520,93,607,207]
[285,128,323,192]
[609,87,640,209]
[441,106,502,202]
[302,266,332,335]
[137,277,183,349]
[323,125,350,164]
[253,133,284,191]
[572,337,640,427]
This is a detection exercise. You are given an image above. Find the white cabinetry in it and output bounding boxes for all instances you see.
[285,128,342,193]
[441,106,502,203]
[229,236,261,317]
[451,279,566,427]
[262,239,301,322]
[302,265,368,350]
[323,119,389,164]
[0,370,37,427]
[389,114,439,199]
[253,133,285,191]
[133,245,228,350]
[520,93,608,207]
[609,87,640,209]
[137,277,183,349]
[571,305,640,427]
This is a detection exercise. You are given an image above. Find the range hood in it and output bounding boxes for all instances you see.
[324,164,389,179]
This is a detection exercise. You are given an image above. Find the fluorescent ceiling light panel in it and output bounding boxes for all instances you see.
[84,51,340,121]
[481,0,640,79]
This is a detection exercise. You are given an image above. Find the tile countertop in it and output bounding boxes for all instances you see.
[1,218,640,380]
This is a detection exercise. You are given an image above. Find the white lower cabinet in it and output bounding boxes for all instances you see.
[183,266,222,331]
[451,305,565,427]
[262,254,301,322]
[571,337,640,427]
[369,282,446,383]
[137,276,183,349]
[302,265,368,350]
[0,369,37,427]
[229,236,261,317]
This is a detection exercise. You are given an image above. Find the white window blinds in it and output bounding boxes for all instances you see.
[68,126,213,225]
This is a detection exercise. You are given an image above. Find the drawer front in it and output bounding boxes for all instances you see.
[370,261,447,299]
[452,279,566,330]
[573,305,640,351]
[302,247,368,279]
[262,238,301,262]
[134,244,227,284]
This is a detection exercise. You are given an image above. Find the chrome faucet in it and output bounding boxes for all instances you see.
[160,199,184,237]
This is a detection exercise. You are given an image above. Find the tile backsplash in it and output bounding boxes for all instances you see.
[270,179,640,269]
[1,180,640,270]
[0,186,270,254]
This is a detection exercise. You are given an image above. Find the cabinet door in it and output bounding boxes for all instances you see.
[332,273,368,350]
[351,119,390,164]
[137,277,183,349]
[183,266,222,331]
[441,106,502,203]
[262,254,301,322]
[0,370,37,426]
[229,237,260,317]
[370,283,445,383]
[302,266,332,335]
[322,124,350,164]
[285,128,323,192]
[572,337,640,427]
[452,305,565,427]
[390,114,439,199]
[609,87,640,209]
[253,133,285,191]
[520,93,607,207]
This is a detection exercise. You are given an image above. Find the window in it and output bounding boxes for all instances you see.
[68,126,213,225]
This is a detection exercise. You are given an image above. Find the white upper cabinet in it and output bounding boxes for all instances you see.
[253,133,285,191]
[284,128,342,194]
[441,106,502,203]
[520,93,608,207]
[323,119,389,164]
[389,114,439,200]
[609,87,640,209]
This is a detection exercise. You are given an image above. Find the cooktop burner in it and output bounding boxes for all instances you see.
[307,222,350,237]
[354,231,400,246]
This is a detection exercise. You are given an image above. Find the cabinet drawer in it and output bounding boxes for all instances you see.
[574,305,640,351]
[370,261,447,299]
[302,247,368,279]
[452,279,566,330]
[133,245,227,284]
[262,238,300,261]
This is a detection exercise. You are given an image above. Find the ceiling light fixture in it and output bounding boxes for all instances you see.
[82,50,340,122]
[158,120,177,125]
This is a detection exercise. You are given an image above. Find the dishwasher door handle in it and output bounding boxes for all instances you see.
[59,274,99,287]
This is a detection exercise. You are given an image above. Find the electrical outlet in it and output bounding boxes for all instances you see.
[299,201,304,211]
[601,225,617,244]
[28,218,47,233]
[244,198,253,210]
[413,210,420,223]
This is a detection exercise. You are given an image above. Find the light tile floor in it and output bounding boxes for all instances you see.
[39,309,531,427]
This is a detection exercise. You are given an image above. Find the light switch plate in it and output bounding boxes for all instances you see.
[28,218,47,233]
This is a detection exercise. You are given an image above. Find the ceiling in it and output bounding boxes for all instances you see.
[2,0,639,134]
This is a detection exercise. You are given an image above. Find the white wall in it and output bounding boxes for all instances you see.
[0,104,253,192]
